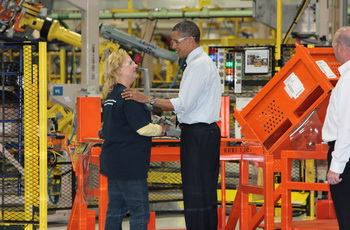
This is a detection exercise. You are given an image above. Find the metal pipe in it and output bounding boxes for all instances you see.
[342,0,348,26]
[138,67,150,96]
[60,48,66,83]
[49,9,253,20]
[128,0,133,34]
[39,41,48,230]
[275,0,282,63]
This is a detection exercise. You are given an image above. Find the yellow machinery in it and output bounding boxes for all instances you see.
[15,2,82,48]
[2,0,179,140]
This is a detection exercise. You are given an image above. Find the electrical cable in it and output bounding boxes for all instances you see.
[68,106,77,145]
[47,150,62,205]
[68,121,76,145]
[282,0,310,44]
[47,167,61,205]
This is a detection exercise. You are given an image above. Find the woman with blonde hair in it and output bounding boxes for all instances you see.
[100,49,168,230]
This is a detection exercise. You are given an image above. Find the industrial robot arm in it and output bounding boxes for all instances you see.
[99,23,178,63]
[8,2,81,47]
[7,2,178,62]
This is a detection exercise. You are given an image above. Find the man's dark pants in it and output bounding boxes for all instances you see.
[180,123,221,230]
[327,141,350,230]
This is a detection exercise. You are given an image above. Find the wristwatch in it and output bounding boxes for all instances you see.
[150,97,156,105]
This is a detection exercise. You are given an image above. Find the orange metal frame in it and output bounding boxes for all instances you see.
[229,45,340,229]
[67,139,264,230]
[234,45,339,159]
[239,154,275,230]
[68,96,103,230]
[277,145,337,230]
[76,97,101,142]
[66,95,266,230]
[67,145,97,230]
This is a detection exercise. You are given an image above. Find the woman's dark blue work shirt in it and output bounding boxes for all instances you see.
[100,83,152,180]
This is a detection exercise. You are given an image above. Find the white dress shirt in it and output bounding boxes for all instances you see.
[322,60,350,174]
[170,46,222,124]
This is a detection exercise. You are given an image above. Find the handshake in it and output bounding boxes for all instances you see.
[152,116,174,136]
[152,116,174,125]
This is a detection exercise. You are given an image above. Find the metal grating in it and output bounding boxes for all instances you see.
[148,161,183,203]
[260,100,285,134]
[0,43,39,224]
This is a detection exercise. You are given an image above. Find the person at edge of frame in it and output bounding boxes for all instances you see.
[322,26,350,230]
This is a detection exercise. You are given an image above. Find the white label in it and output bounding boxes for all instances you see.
[316,60,337,78]
[284,73,305,99]
[64,96,72,102]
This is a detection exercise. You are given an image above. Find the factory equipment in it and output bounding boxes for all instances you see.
[0,1,343,229]
[234,44,339,158]
[253,0,348,45]
[0,41,52,229]
[0,0,178,110]
[0,1,177,228]
[3,3,178,64]
[229,44,340,229]
[99,24,178,63]
[0,0,100,110]
[209,45,275,95]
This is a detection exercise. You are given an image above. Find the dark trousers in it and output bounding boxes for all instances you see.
[327,141,350,230]
[180,123,221,230]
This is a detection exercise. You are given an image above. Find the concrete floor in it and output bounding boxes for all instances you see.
[48,213,186,229]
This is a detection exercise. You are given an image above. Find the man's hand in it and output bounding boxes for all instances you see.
[327,170,342,185]
[122,88,150,103]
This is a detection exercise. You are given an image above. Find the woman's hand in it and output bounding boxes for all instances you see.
[121,88,150,104]
[159,123,170,136]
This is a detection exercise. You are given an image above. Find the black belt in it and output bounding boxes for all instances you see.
[328,140,336,146]
[179,122,213,128]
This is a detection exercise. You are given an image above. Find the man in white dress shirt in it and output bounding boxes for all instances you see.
[322,26,350,230]
[122,20,222,230]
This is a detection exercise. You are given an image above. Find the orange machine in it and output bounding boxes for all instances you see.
[67,97,103,230]
[230,44,340,230]
[234,44,339,158]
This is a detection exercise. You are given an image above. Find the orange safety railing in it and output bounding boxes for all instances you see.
[67,144,97,230]
[68,139,264,230]
[239,154,274,230]
[277,144,337,230]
